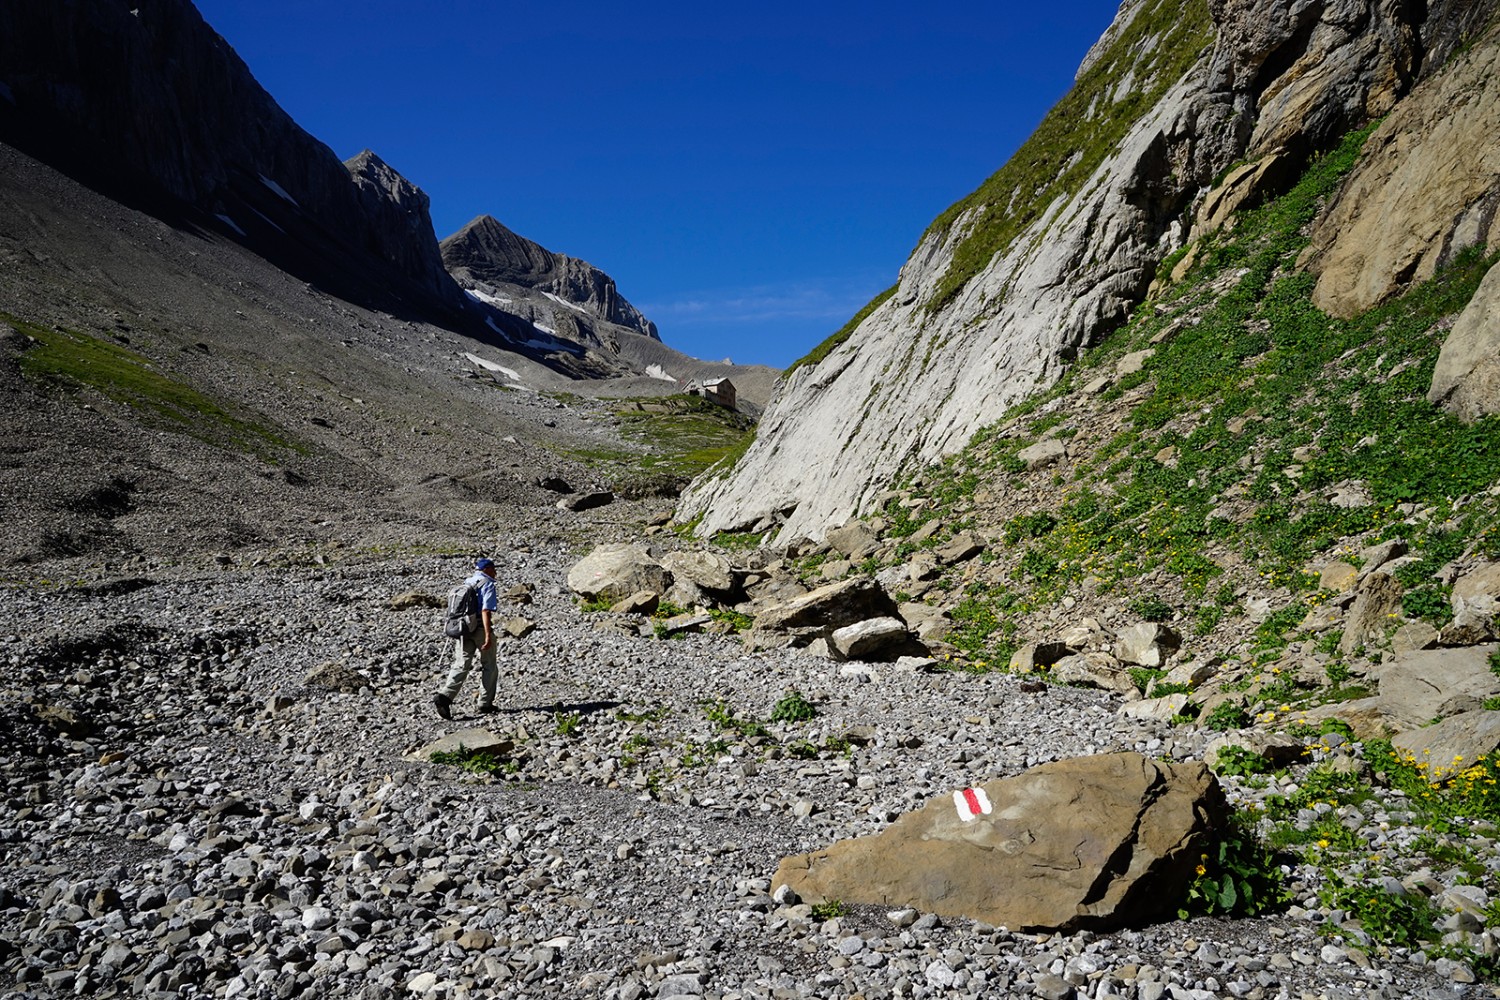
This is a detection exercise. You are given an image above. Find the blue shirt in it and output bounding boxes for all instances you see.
[467,571,499,613]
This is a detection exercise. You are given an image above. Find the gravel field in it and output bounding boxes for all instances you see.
[1,539,1493,1000]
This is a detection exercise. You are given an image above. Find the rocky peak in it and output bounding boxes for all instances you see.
[442,215,659,340]
[344,150,460,307]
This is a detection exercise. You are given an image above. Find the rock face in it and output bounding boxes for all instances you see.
[679,0,1495,543]
[442,215,659,340]
[773,753,1228,932]
[1305,24,1500,318]
[0,0,466,317]
[1429,259,1500,421]
[344,150,458,308]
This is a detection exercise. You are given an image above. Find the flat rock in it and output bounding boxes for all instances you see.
[831,617,914,661]
[406,728,513,761]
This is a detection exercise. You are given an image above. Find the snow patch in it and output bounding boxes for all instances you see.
[533,322,557,336]
[215,214,246,236]
[466,288,514,307]
[523,338,582,356]
[485,316,511,338]
[249,207,285,235]
[259,174,300,207]
[463,352,520,381]
[542,292,590,315]
[645,365,677,382]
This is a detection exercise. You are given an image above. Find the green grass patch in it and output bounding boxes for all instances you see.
[787,285,897,375]
[921,0,1213,313]
[10,315,300,457]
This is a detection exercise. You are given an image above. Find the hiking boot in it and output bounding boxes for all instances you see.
[476,703,498,715]
[433,693,452,720]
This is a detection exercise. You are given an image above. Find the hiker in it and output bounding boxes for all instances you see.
[434,556,499,719]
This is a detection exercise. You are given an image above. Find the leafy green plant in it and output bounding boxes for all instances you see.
[1402,585,1454,627]
[1365,739,1500,826]
[1211,745,1273,777]
[786,739,821,760]
[1320,876,1440,949]
[1178,816,1288,919]
[770,689,818,724]
[706,608,754,633]
[1128,667,1167,696]
[702,699,770,739]
[578,596,613,613]
[1202,702,1251,731]
[553,710,582,738]
[430,744,509,777]
[809,899,847,921]
[712,530,766,551]
[1324,659,1352,688]
[616,705,670,724]
[1129,595,1174,622]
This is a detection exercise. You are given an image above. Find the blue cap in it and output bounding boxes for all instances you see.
[475,557,494,571]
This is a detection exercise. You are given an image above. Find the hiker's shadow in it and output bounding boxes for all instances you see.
[505,699,621,716]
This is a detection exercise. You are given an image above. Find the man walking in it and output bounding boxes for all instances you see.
[434,556,499,719]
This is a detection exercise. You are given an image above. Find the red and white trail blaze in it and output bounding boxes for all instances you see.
[952,787,992,822]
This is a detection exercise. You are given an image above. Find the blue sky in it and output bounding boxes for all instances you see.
[195,1,1124,368]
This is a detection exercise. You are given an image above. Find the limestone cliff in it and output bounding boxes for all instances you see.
[679,0,1499,543]
[0,0,467,318]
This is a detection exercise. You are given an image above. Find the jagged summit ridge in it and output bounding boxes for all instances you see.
[442,215,660,341]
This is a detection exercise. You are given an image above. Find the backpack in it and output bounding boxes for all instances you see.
[443,582,480,639]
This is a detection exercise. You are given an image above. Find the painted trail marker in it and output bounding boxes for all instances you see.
[953,787,992,822]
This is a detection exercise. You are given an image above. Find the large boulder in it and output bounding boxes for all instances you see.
[1393,711,1500,779]
[749,578,900,643]
[1114,623,1181,668]
[825,521,881,560]
[1338,571,1404,656]
[661,550,736,594]
[830,617,920,662]
[1374,644,1500,728]
[773,753,1228,932]
[567,543,672,603]
[1052,653,1137,697]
